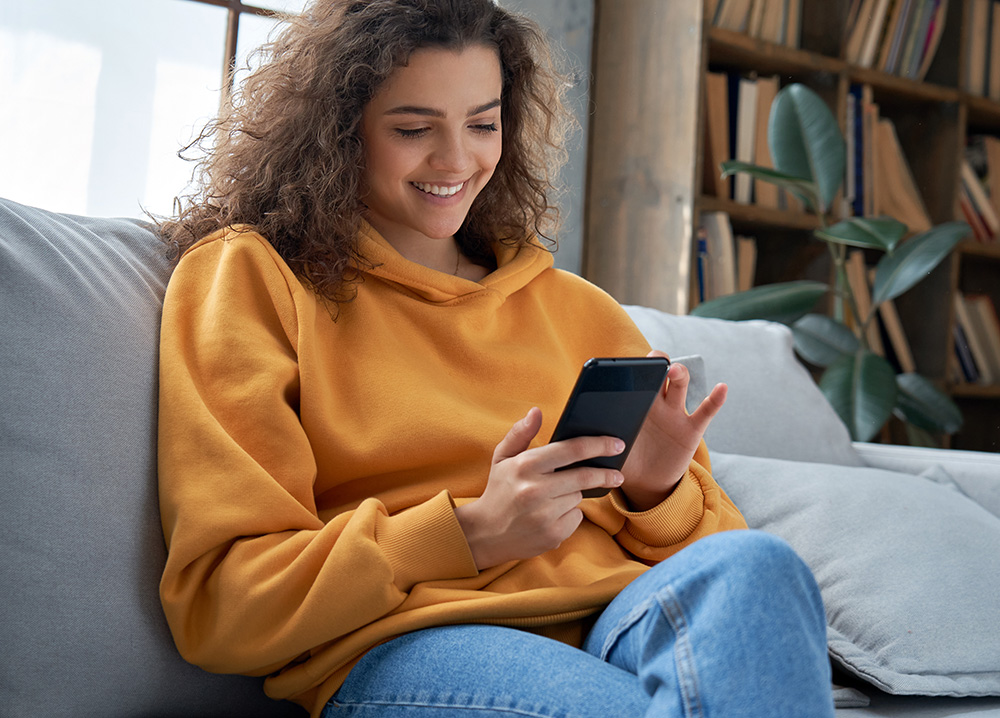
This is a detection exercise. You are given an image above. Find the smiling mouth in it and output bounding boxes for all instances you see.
[411,181,466,197]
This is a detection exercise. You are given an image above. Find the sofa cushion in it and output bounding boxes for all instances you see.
[712,451,1000,697]
[624,305,863,467]
[0,198,301,717]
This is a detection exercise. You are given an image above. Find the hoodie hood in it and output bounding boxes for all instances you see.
[357,221,554,305]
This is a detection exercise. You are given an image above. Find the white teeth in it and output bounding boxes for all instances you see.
[412,181,464,197]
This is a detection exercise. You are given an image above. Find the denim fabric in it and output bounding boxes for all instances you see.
[326,530,834,717]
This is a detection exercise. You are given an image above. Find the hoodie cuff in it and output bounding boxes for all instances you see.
[609,470,705,547]
[375,490,479,592]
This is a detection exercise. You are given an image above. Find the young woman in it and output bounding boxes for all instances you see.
[157,1,835,716]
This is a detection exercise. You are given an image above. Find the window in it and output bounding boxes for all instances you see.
[0,0,305,219]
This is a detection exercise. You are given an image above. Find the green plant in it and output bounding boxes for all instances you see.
[693,83,966,444]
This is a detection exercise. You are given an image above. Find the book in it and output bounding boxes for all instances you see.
[966,294,1000,378]
[695,227,711,304]
[954,293,996,383]
[960,158,1000,237]
[874,117,932,232]
[895,0,934,77]
[992,6,1000,102]
[696,228,710,304]
[964,135,1000,239]
[734,75,759,204]
[700,211,738,299]
[958,192,992,242]
[715,0,755,31]
[954,321,982,382]
[869,268,917,372]
[915,0,948,81]
[902,0,937,78]
[737,235,758,292]
[966,0,991,94]
[849,84,866,217]
[860,0,895,68]
[846,0,881,63]
[760,0,787,43]
[748,0,768,37]
[846,251,886,355]
[785,0,802,47]
[752,75,781,208]
[878,0,914,72]
[703,71,731,198]
[862,85,879,219]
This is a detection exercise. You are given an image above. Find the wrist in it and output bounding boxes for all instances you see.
[621,474,683,512]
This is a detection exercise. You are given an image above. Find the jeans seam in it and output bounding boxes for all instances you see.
[331,697,569,717]
[596,596,657,662]
[656,586,704,718]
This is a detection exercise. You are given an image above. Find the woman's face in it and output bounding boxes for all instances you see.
[360,44,503,254]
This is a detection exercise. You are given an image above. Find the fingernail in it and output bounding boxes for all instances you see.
[612,472,624,486]
[614,439,626,453]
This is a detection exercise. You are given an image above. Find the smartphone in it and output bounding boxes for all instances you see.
[549,357,670,498]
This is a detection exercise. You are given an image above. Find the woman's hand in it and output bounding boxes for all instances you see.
[620,350,727,511]
[454,407,626,571]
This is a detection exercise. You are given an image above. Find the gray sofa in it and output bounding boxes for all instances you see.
[2,196,999,717]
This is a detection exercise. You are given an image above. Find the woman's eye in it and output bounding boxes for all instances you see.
[471,123,499,135]
[395,127,429,139]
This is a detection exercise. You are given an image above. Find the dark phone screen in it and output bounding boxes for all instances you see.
[549,358,669,496]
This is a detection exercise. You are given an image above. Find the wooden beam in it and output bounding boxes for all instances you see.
[584,0,703,314]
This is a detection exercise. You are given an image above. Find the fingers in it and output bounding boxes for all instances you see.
[531,434,625,475]
[689,382,728,431]
[492,407,543,463]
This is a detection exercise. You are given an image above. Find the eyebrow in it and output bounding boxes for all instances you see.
[383,99,501,118]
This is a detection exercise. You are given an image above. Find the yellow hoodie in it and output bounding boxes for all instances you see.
[157,223,746,716]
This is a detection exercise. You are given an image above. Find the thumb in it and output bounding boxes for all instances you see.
[493,407,543,463]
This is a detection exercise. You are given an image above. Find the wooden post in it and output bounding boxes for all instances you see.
[584,0,703,314]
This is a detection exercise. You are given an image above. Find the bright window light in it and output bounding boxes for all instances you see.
[0,0,227,219]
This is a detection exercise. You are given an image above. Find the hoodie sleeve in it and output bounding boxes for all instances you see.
[581,440,748,563]
[157,231,478,676]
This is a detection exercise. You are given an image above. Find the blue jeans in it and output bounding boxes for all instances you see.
[325,530,834,717]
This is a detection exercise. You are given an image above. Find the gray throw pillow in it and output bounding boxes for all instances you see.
[711,451,1000,697]
[0,198,302,717]
[623,305,863,466]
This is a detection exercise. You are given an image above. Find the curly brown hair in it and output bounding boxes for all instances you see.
[159,0,573,304]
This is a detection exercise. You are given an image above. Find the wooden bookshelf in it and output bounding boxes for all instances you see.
[584,0,1000,452]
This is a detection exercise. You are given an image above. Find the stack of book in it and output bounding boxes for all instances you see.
[953,293,1000,384]
[703,71,805,211]
[696,211,758,304]
[708,0,804,48]
[843,0,949,80]
[963,0,1000,98]
[845,83,932,231]
[959,136,1000,243]
[844,250,919,373]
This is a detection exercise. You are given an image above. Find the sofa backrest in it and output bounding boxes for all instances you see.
[0,198,301,717]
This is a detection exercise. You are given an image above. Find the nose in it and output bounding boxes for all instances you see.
[428,130,470,174]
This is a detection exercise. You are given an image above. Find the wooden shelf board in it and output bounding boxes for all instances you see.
[707,26,842,76]
[698,195,822,231]
[847,65,960,104]
[951,383,1000,399]
[957,240,1000,261]
[965,93,1000,128]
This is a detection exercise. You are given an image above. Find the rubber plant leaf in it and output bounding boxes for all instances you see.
[894,372,964,434]
[871,222,968,306]
[689,280,827,324]
[819,349,898,442]
[768,83,846,215]
[816,216,908,253]
[791,313,860,367]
